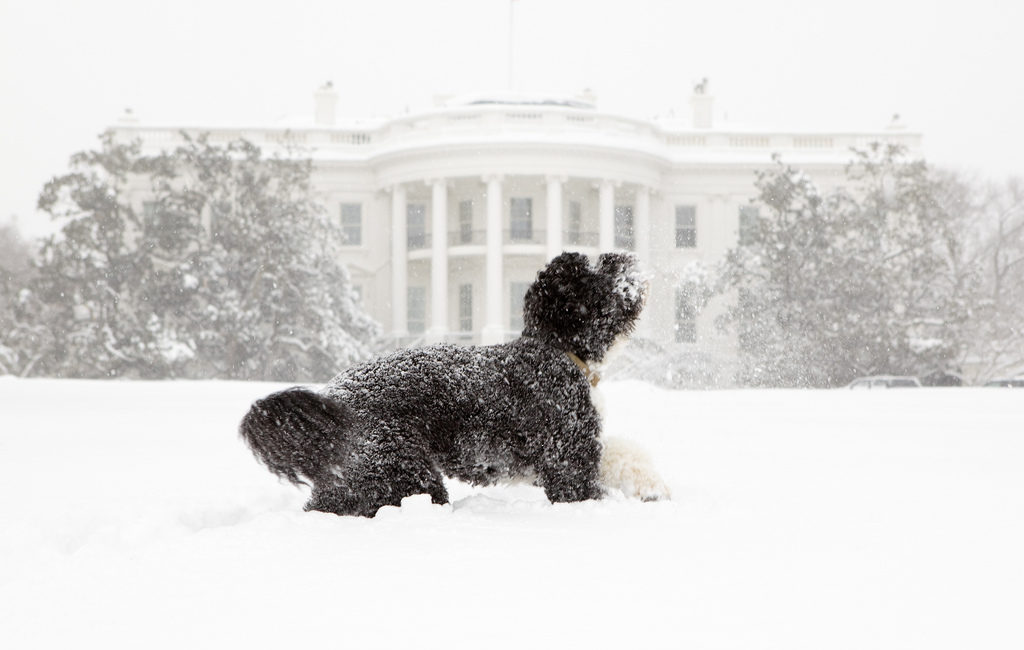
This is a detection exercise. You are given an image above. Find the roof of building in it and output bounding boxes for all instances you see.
[443,92,596,110]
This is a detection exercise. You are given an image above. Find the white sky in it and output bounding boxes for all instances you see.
[2,0,1022,237]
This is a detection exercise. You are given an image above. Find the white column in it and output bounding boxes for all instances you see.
[633,186,652,339]
[545,175,565,261]
[390,184,408,339]
[598,179,616,252]
[708,194,725,257]
[635,185,651,262]
[427,179,448,343]
[481,174,504,345]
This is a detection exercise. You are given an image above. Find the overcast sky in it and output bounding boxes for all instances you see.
[2,0,1022,237]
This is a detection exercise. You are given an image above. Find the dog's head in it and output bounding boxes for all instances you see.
[522,251,647,363]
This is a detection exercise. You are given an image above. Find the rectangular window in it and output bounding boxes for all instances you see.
[407,203,426,249]
[738,205,759,246]
[458,284,473,332]
[675,287,698,343]
[142,201,159,231]
[736,288,757,353]
[614,204,634,250]
[510,198,533,241]
[142,199,184,250]
[675,205,697,248]
[340,203,361,246]
[407,286,426,335]
[567,201,582,245]
[458,200,474,244]
[509,281,531,331]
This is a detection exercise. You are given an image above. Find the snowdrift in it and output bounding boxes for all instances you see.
[1,378,1022,649]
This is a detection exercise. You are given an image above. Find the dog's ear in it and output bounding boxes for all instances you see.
[545,251,591,277]
[597,252,646,310]
[530,251,592,312]
[597,252,638,278]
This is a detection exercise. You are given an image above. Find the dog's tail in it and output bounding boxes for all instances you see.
[239,387,348,486]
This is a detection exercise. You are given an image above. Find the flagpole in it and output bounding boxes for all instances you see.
[508,0,516,91]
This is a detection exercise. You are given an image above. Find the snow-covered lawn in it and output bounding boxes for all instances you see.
[1,378,1022,649]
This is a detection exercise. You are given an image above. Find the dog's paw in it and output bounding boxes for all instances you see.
[599,436,671,502]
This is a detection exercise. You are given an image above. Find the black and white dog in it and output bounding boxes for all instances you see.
[239,251,669,517]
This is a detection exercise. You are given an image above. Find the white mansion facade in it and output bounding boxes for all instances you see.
[110,85,922,353]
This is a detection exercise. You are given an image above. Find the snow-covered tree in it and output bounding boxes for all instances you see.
[19,137,168,378]
[721,144,971,387]
[609,261,734,389]
[954,176,1024,381]
[142,133,379,380]
[0,221,37,374]
[2,132,378,380]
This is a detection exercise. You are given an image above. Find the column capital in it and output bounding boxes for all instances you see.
[593,178,622,190]
[633,184,662,200]
[481,174,504,185]
[545,174,568,185]
[424,178,451,190]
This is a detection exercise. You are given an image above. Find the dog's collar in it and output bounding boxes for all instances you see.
[565,351,600,388]
[521,335,600,387]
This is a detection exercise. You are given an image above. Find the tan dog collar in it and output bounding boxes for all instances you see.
[565,351,600,387]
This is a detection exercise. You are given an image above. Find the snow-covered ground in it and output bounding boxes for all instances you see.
[1,378,1022,649]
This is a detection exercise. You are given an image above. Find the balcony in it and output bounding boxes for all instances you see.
[563,231,599,247]
[405,229,601,255]
[448,230,486,246]
[504,229,544,246]
[407,232,428,250]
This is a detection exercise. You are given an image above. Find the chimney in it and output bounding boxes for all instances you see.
[314,81,338,126]
[690,78,713,129]
[577,87,597,106]
[886,113,907,131]
[118,107,139,125]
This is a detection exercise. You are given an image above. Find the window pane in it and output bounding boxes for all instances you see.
[510,198,532,241]
[459,200,473,244]
[407,286,426,334]
[738,205,759,246]
[458,284,472,331]
[142,201,159,230]
[341,203,361,246]
[614,205,634,250]
[509,281,530,331]
[407,203,426,249]
[567,201,582,244]
[675,228,696,248]
[675,287,697,343]
[675,205,696,248]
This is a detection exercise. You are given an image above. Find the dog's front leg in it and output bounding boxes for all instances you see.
[537,420,604,503]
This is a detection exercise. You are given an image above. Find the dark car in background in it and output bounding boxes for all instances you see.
[847,376,922,389]
[984,378,1024,387]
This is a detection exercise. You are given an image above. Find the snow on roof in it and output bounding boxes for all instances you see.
[271,113,385,130]
[444,91,595,110]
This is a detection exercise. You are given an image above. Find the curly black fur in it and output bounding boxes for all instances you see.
[239,252,646,517]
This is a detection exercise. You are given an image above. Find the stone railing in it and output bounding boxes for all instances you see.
[110,105,922,160]
[447,230,487,246]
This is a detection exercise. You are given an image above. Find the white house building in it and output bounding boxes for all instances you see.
[109,83,922,363]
